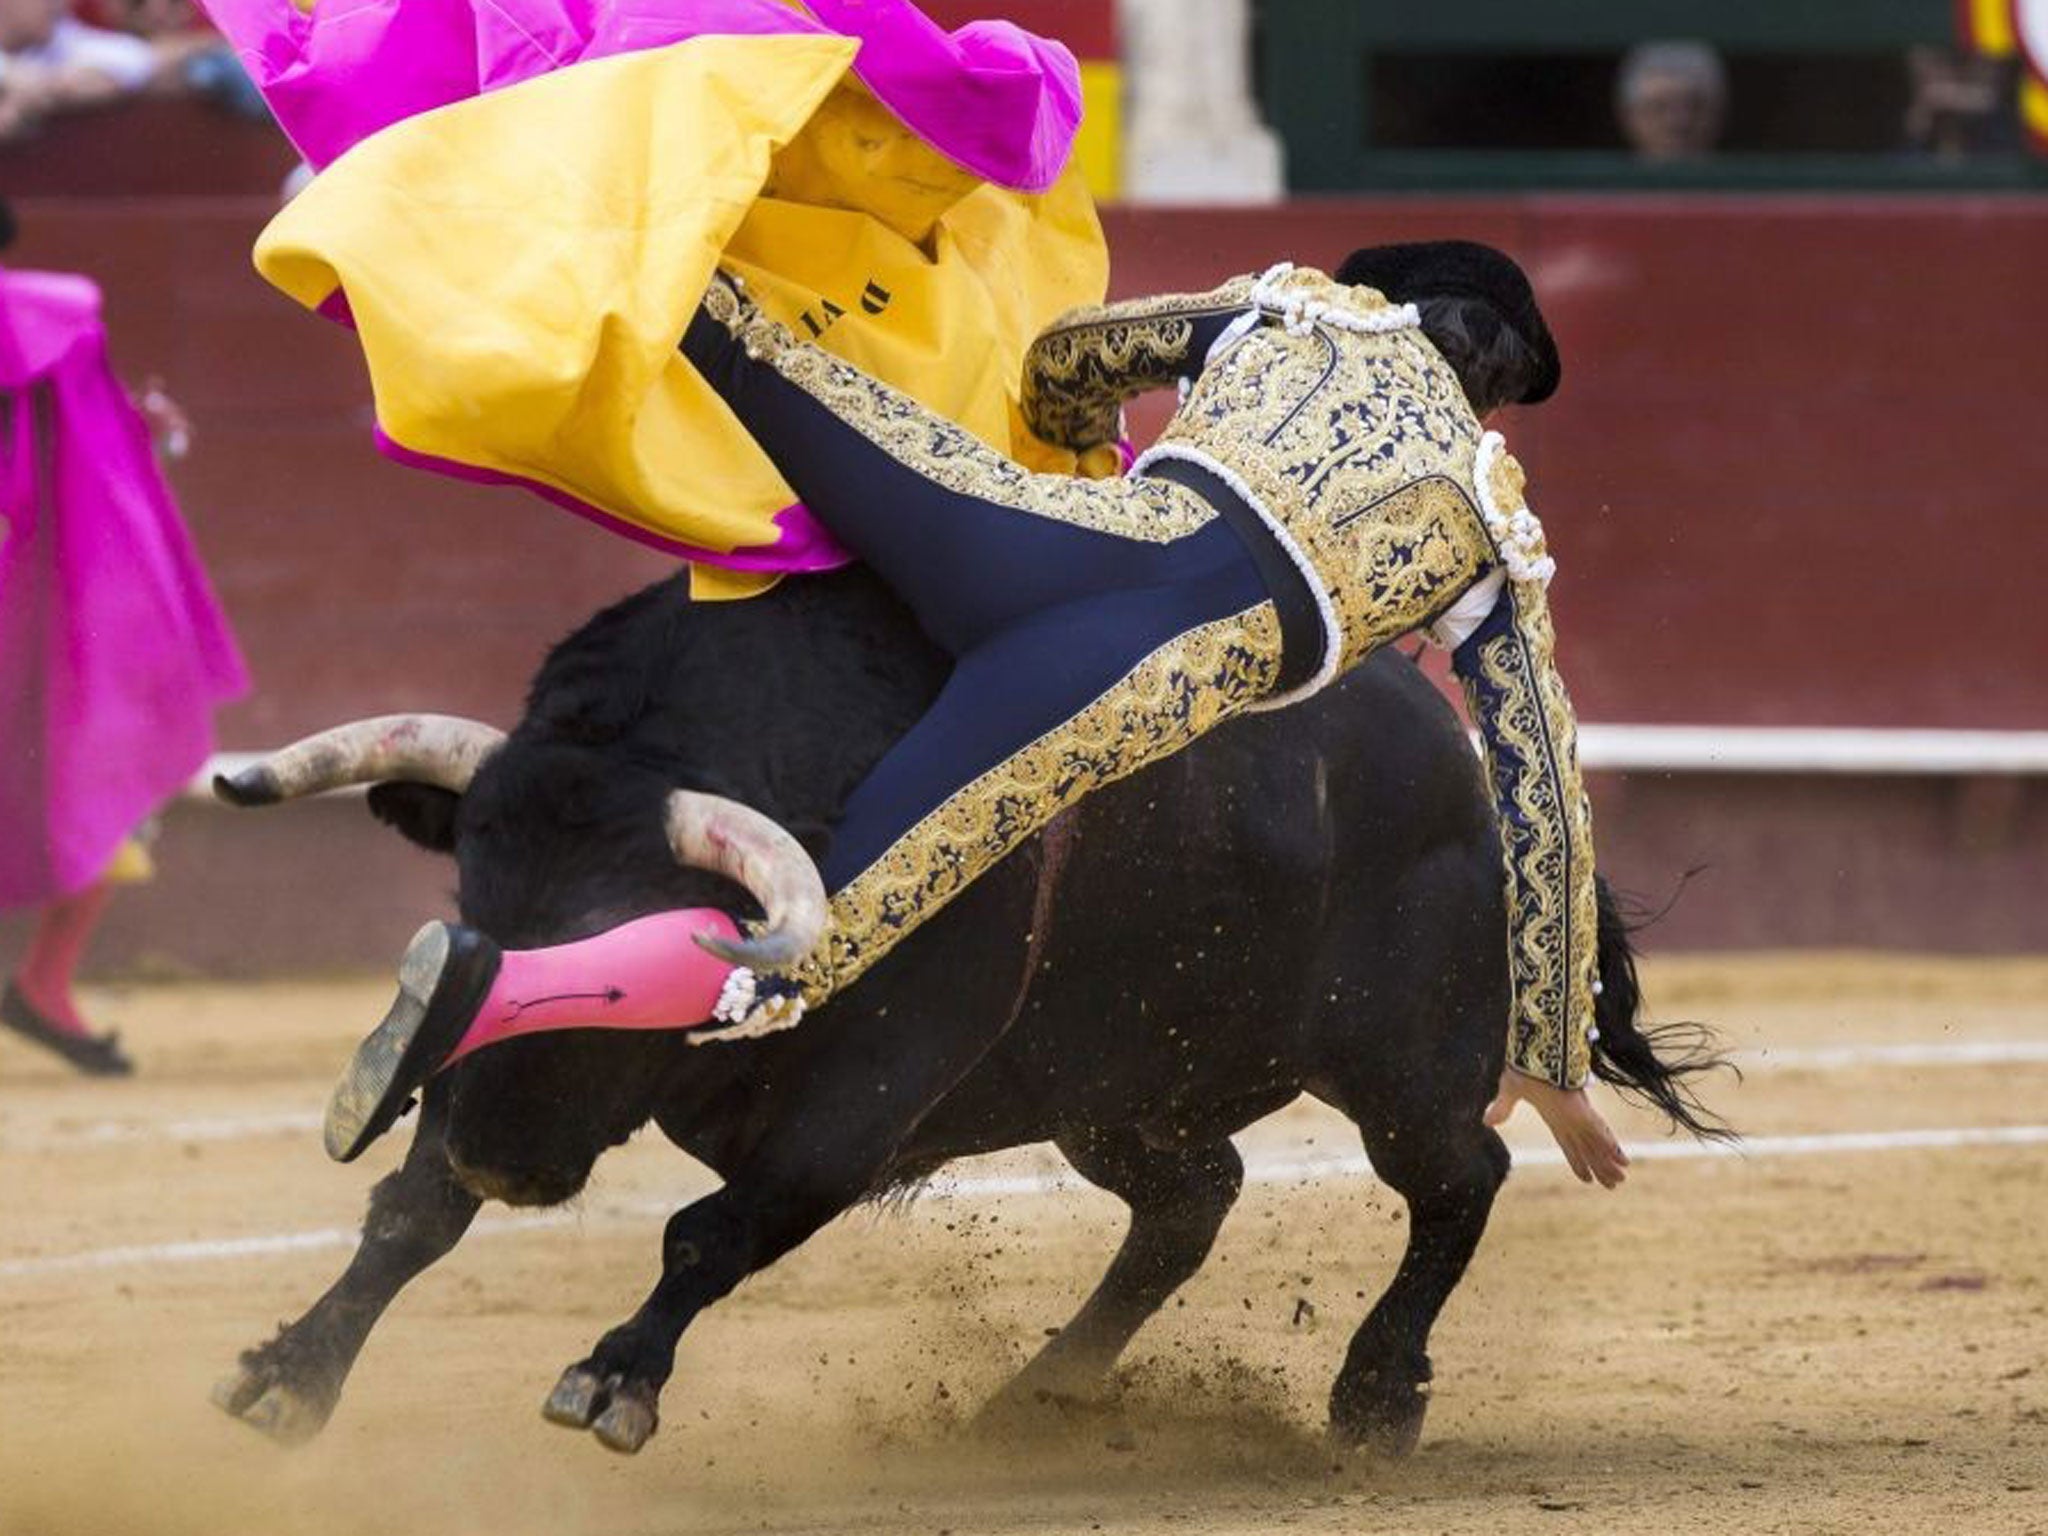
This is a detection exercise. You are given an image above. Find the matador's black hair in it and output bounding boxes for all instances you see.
[1336,241,1561,405]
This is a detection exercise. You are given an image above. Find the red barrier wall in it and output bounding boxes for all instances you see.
[1099,197,2048,730]
[1,193,2043,974]
[0,100,297,198]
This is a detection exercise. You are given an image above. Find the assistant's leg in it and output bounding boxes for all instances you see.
[12,879,113,1031]
[2,877,134,1076]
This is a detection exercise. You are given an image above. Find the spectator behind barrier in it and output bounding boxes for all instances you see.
[0,0,266,142]
[0,0,155,139]
[1904,45,2019,160]
[1616,40,1726,161]
[90,0,268,120]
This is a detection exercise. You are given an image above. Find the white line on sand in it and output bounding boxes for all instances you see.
[4,1122,2045,1282]
[925,1123,2048,1198]
[0,1111,325,1152]
[10,1039,2045,1154]
[1732,1042,2048,1069]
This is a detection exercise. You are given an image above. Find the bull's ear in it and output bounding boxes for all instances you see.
[366,782,462,853]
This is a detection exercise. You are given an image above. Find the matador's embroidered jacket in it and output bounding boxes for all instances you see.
[1020,266,1599,1088]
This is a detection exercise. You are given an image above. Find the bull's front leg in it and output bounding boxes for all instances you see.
[214,1092,481,1444]
[541,1172,854,1453]
[544,886,1034,1454]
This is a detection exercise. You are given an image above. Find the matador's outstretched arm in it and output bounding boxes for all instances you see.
[1441,441,1600,1089]
[1451,577,1600,1088]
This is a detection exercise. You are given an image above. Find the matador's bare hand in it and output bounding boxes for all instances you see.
[1484,1068,1630,1189]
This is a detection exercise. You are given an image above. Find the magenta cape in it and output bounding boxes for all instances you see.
[203,0,1082,189]
[199,1,1090,584]
[0,270,249,908]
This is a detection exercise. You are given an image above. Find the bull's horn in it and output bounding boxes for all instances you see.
[663,790,827,971]
[214,715,507,806]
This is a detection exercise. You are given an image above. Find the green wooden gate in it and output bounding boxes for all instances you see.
[1259,0,2047,189]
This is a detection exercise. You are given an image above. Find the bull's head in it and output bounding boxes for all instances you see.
[217,713,826,1201]
[216,713,824,968]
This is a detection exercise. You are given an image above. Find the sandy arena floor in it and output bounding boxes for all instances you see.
[1,955,2044,1536]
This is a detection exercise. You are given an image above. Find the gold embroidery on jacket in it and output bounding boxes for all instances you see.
[1021,278,1259,450]
[1152,277,1498,667]
[1324,477,1490,659]
[795,603,1285,999]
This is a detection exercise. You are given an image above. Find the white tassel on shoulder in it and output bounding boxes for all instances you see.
[694,967,807,1047]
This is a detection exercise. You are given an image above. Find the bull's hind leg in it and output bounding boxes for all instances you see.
[214,1094,481,1444]
[1309,842,1514,1457]
[1325,1081,1509,1457]
[988,1126,1244,1413]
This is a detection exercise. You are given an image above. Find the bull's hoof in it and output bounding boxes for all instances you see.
[977,1370,1107,1429]
[211,1365,332,1447]
[541,1365,660,1453]
[542,1366,605,1428]
[593,1387,659,1455]
[1328,1371,1430,1460]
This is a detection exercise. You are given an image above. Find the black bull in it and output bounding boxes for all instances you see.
[213,564,1716,1456]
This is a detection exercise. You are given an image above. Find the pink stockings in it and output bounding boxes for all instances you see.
[444,908,744,1065]
[12,879,116,1035]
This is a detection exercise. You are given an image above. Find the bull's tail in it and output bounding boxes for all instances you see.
[1588,876,1737,1141]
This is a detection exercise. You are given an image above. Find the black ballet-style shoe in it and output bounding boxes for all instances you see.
[323,921,501,1164]
[0,981,135,1077]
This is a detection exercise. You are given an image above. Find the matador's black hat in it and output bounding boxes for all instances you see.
[1336,241,1561,404]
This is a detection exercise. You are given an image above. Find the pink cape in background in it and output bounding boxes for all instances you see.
[0,269,249,908]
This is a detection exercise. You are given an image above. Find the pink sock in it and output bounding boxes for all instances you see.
[445,908,742,1064]
[14,881,116,1036]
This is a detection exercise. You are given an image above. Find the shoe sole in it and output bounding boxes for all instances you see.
[323,921,457,1163]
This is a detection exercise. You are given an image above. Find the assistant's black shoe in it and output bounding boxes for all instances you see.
[323,921,501,1164]
[0,981,134,1077]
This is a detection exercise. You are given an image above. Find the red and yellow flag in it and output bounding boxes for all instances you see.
[1956,0,2048,150]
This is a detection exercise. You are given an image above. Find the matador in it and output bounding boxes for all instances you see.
[324,243,1628,1184]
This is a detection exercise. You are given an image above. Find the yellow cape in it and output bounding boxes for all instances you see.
[256,34,1110,599]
